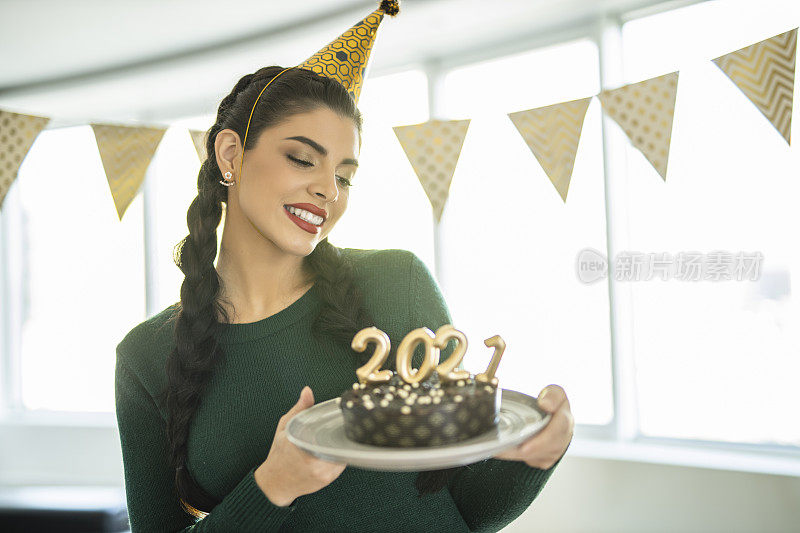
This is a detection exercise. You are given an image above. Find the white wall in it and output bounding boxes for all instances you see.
[504,455,800,533]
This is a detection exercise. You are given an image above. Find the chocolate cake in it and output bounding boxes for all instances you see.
[338,370,500,447]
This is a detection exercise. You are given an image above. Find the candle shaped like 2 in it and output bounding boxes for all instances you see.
[432,325,471,383]
[351,326,393,384]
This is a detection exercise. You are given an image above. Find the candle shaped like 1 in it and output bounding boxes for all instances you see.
[475,335,505,387]
[395,327,440,384]
[351,326,393,384]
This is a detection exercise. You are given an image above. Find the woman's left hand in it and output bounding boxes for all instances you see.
[492,384,574,469]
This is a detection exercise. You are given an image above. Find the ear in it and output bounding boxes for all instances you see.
[215,129,242,174]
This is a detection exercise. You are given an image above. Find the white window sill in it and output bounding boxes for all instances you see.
[0,409,118,428]
[567,432,800,478]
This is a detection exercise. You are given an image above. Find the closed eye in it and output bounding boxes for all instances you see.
[287,154,353,187]
[287,154,312,167]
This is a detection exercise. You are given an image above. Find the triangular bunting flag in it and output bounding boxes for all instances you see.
[188,129,207,162]
[598,72,679,181]
[90,124,167,221]
[392,119,470,222]
[712,28,796,145]
[508,96,592,202]
[0,109,50,210]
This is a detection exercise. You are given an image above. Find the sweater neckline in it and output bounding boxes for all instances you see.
[215,283,321,344]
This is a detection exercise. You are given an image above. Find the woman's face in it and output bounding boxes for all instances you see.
[219,106,360,257]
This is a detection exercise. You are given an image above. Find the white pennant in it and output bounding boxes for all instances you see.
[393,119,470,222]
[91,123,167,220]
[0,109,50,210]
[598,72,679,181]
[713,28,796,145]
[508,96,592,202]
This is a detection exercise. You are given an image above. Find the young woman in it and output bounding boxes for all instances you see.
[114,65,573,532]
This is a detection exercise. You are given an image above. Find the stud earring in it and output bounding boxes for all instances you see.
[220,171,235,187]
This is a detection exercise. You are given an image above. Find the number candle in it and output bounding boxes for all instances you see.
[433,325,471,383]
[395,327,440,384]
[475,335,504,387]
[351,326,393,384]
[352,325,506,387]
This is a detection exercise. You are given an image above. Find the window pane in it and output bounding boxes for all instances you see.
[151,122,211,312]
[330,69,434,266]
[17,126,145,412]
[622,0,800,445]
[439,40,612,425]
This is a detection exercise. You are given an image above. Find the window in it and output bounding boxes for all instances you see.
[621,0,800,445]
[437,39,613,426]
[3,68,430,414]
[150,121,213,313]
[10,125,145,412]
[3,1,797,462]
[329,69,434,266]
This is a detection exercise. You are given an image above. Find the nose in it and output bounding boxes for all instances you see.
[310,170,340,203]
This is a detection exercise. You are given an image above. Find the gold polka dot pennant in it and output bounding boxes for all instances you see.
[298,1,399,105]
[90,123,166,221]
[188,129,207,162]
[393,119,470,223]
[508,96,592,203]
[598,71,679,181]
[0,109,50,211]
[712,27,796,145]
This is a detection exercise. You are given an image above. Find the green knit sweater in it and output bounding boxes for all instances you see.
[115,248,562,532]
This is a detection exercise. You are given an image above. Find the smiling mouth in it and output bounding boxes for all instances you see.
[283,205,325,226]
[283,205,326,235]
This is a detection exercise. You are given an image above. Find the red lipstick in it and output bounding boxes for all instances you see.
[285,203,327,221]
[283,204,325,235]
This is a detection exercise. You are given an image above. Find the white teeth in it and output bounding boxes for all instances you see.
[286,206,323,225]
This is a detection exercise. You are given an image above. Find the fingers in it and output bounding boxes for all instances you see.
[495,385,573,467]
[538,384,569,412]
[277,386,315,431]
[493,446,524,461]
[519,404,574,458]
[493,410,568,464]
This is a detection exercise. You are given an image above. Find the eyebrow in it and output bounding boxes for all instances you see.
[284,136,359,167]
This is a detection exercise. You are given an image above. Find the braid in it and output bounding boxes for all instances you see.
[305,240,375,362]
[158,158,229,518]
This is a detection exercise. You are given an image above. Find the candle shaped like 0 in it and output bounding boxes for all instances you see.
[395,327,440,384]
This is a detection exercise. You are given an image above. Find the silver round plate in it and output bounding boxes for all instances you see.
[286,388,551,471]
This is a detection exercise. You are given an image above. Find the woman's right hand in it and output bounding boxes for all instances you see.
[255,386,346,506]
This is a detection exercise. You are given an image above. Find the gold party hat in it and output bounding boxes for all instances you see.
[238,1,399,183]
[298,0,400,104]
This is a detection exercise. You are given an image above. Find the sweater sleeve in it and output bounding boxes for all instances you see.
[445,453,564,533]
[407,251,564,532]
[115,348,298,532]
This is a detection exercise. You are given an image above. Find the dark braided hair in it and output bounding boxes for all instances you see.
[156,65,463,519]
